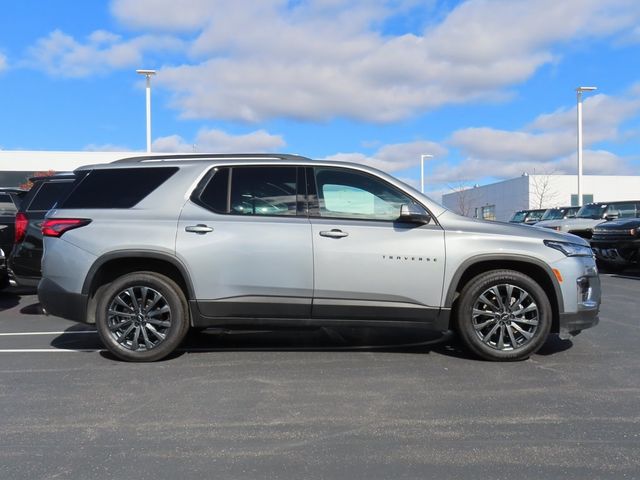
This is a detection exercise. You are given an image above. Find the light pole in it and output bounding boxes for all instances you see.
[420,154,433,193]
[576,86,597,206]
[136,69,157,153]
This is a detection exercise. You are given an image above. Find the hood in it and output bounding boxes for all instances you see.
[594,218,640,230]
[436,211,588,245]
[533,217,602,231]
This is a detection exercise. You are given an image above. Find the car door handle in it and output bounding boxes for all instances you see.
[319,229,349,238]
[185,224,213,234]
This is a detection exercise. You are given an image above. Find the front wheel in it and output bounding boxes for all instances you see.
[455,270,552,361]
[95,272,190,362]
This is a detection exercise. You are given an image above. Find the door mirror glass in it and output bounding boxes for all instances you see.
[399,204,431,224]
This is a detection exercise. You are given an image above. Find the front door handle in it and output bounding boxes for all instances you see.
[185,224,213,234]
[319,229,349,238]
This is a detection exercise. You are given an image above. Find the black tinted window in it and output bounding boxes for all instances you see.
[62,167,178,209]
[229,167,297,216]
[199,168,229,213]
[27,181,74,211]
[0,193,17,215]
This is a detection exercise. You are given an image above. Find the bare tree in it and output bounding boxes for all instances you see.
[530,169,559,209]
[448,181,476,217]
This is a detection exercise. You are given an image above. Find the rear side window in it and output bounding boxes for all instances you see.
[61,167,178,209]
[27,181,74,211]
[197,166,298,216]
[0,193,17,215]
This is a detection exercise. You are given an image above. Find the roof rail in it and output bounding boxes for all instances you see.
[111,153,313,164]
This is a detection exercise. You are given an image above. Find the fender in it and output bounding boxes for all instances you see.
[81,249,196,298]
[444,253,565,313]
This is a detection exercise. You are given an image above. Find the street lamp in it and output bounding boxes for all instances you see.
[420,154,433,194]
[136,69,157,153]
[576,86,597,207]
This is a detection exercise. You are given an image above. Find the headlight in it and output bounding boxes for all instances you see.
[544,240,594,257]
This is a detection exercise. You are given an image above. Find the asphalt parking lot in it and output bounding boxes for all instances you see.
[0,273,639,480]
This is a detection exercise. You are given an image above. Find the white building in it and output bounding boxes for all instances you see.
[442,174,640,222]
[0,150,142,187]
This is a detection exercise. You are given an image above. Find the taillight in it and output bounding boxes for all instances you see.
[41,218,91,237]
[15,212,28,243]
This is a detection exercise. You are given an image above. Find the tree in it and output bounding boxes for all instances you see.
[530,170,559,209]
[19,170,56,190]
[448,181,476,217]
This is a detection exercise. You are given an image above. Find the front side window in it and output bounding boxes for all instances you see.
[198,166,298,216]
[313,168,419,221]
[608,203,637,218]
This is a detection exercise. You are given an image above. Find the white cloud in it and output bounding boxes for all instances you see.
[25,29,184,77]
[324,140,447,172]
[440,84,640,184]
[152,128,286,153]
[0,52,7,72]
[108,0,640,122]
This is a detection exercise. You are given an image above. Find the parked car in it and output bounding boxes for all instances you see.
[38,154,600,362]
[537,206,579,222]
[538,201,640,239]
[8,174,75,288]
[508,208,547,225]
[591,218,640,272]
[0,248,8,290]
[0,187,27,258]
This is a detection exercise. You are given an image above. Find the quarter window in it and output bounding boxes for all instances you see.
[313,168,419,221]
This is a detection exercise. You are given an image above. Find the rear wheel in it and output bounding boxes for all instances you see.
[455,270,551,361]
[95,272,189,362]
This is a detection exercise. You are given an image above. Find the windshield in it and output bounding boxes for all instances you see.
[527,210,545,222]
[540,208,563,221]
[510,211,526,222]
[577,204,606,219]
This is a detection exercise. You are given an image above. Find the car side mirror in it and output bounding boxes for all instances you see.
[604,212,619,221]
[399,204,431,224]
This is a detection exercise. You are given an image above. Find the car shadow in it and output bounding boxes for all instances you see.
[0,292,20,312]
[20,302,46,315]
[51,325,574,362]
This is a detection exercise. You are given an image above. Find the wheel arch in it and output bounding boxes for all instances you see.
[445,255,563,334]
[82,250,195,324]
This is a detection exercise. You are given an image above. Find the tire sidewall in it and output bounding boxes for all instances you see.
[95,272,189,362]
[455,270,552,361]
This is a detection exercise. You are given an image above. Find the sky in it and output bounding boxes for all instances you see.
[0,0,639,199]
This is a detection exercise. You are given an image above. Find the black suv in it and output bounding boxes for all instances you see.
[8,174,75,288]
[591,218,640,272]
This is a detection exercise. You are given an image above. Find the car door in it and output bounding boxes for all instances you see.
[175,165,314,318]
[308,166,446,323]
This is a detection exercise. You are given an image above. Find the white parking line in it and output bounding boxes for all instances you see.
[0,348,105,353]
[0,331,96,336]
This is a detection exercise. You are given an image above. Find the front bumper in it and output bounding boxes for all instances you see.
[38,277,88,323]
[557,265,600,339]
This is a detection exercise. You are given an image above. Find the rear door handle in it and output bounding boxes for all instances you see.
[319,229,349,238]
[185,224,213,234]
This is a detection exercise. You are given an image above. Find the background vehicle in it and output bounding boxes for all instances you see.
[8,174,74,288]
[0,248,8,290]
[508,208,546,225]
[591,218,640,272]
[39,154,600,363]
[539,201,640,239]
[0,188,27,258]
[535,206,580,229]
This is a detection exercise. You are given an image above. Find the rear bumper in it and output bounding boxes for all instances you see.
[38,277,88,323]
[7,268,40,288]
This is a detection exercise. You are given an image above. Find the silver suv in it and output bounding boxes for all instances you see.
[38,154,600,362]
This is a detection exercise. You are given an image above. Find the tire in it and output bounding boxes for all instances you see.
[95,272,190,362]
[455,269,552,361]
